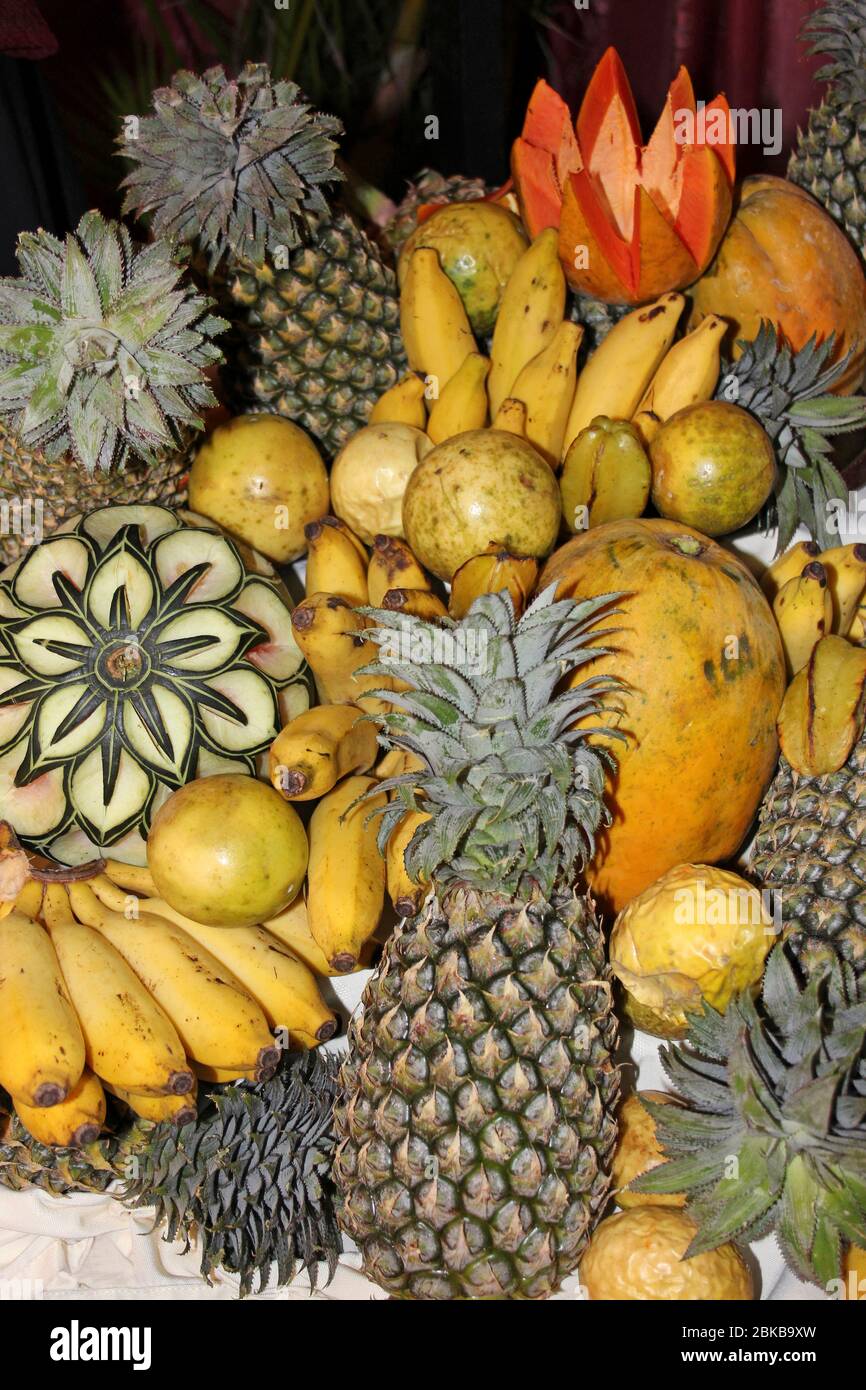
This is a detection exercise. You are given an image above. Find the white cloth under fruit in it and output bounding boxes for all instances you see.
[0,972,826,1302]
[0,517,845,1302]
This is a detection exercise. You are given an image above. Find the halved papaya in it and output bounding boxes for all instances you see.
[511,139,561,238]
[511,45,735,304]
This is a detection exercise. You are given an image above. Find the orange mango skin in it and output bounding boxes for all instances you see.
[539,519,786,916]
[689,175,866,394]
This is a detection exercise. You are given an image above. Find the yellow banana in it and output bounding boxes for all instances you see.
[510,320,582,466]
[106,1083,198,1127]
[492,397,527,436]
[816,542,866,634]
[307,774,387,973]
[368,534,431,607]
[449,543,539,620]
[488,227,566,417]
[400,247,476,392]
[304,516,369,606]
[564,292,685,452]
[375,748,426,780]
[760,540,821,602]
[632,313,726,444]
[773,561,833,676]
[0,908,86,1108]
[426,352,490,444]
[381,587,449,620]
[370,373,427,428]
[68,881,279,1079]
[386,808,430,918]
[192,1062,257,1084]
[850,604,866,644]
[14,1069,106,1148]
[130,895,337,1047]
[13,879,43,919]
[104,860,157,896]
[290,592,393,712]
[265,896,339,976]
[268,701,378,801]
[43,884,194,1098]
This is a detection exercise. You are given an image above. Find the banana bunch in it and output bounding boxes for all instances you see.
[0,854,338,1149]
[763,540,866,676]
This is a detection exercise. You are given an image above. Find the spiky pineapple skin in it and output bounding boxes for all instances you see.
[751,733,866,977]
[789,101,866,258]
[220,212,406,460]
[383,170,491,260]
[334,885,619,1300]
[0,422,190,569]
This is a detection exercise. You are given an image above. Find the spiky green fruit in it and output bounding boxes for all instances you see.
[633,944,866,1288]
[0,211,226,566]
[118,63,406,460]
[334,588,623,1299]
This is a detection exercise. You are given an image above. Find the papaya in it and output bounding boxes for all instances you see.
[539,519,786,914]
[512,47,734,304]
[689,176,866,394]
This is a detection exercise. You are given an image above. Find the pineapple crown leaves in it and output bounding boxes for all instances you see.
[355,585,625,900]
[799,2,866,103]
[633,945,866,1287]
[122,1050,342,1298]
[0,210,226,475]
[118,63,344,272]
[716,320,866,552]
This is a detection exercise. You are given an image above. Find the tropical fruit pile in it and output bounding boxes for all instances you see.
[1,0,866,1305]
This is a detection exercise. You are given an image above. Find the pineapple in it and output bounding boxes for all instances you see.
[751,729,866,979]
[382,169,491,259]
[0,212,226,568]
[788,0,866,259]
[333,587,623,1299]
[633,944,866,1288]
[118,63,406,461]
[715,322,866,551]
[0,505,309,865]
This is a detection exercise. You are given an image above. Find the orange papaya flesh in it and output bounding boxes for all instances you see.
[511,138,562,238]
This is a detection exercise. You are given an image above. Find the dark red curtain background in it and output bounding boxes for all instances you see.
[544,0,823,176]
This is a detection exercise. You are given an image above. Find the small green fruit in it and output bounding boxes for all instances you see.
[649,401,775,537]
[148,775,309,927]
[560,416,651,533]
[398,203,528,334]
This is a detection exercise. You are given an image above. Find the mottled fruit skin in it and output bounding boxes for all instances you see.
[579,1207,753,1300]
[189,414,329,564]
[330,422,433,544]
[540,520,786,914]
[334,887,619,1300]
[688,176,866,394]
[147,775,309,928]
[843,1245,866,1300]
[561,416,651,532]
[403,428,561,580]
[612,1093,685,1209]
[650,401,775,536]
[609,863,774,1038]
[398,203,528,334]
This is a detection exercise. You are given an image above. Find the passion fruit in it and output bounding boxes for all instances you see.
[189,414,329,563]
[609,863,774,1038]
[398,202,528,334]
[579,1207,754,1300]
[330,422,433,544]
[612,1092,686,1209]
[147,775,309,927]
[402,428,561,580]
[649,400,775,536]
